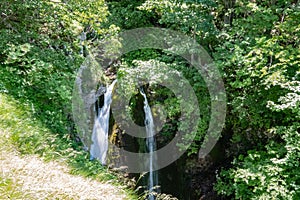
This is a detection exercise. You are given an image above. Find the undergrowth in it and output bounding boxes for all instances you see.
[0,93,137,199]
[0,177,31,199]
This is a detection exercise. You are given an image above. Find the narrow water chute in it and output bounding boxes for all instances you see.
[140,88,159,200]
[90,80,117,165]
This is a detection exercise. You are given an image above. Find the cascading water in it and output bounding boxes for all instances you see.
[79,31,86,56]
[90,80,117,165]
[140,89,159,200]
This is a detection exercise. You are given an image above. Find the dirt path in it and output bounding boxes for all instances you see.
[0,131,129,200]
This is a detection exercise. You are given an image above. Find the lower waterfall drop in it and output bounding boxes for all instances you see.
[90,80,117,165]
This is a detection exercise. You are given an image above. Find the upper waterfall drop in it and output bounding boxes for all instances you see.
[90,80,117,165]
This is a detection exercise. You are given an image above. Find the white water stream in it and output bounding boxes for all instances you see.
[90,82,158,199]
[141,89,158,200]
[90,80,117,165]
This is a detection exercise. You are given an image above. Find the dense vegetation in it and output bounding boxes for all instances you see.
[105,1,300,198]
[0,0,135,198]
[1,0,299,199]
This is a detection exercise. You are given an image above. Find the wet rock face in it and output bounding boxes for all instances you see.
[183,158,218,199]
[184,141,229,200]
[186,155,214,175]
[105,65,117,80]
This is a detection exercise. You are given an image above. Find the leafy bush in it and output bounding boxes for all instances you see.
[214,1,300,199]
[0,0,110,135]
[215,124,300,199]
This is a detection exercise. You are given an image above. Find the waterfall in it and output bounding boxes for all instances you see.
[79,31,86,55]
[140,89,158,200]
[90,80,117,165]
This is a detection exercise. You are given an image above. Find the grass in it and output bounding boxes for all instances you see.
[0,177,31,199]
[0,93,138,199]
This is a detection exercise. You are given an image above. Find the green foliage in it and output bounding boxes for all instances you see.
[132,0,300,197]
[0,1,137,198]
[0,93,121,186]
[215,124,300,199]
[106,0,155,29]
[0,177,31,199]
[0,93,137,199]
[0,0,109,135]
[139,0,218,48]
[1,0,300,198]
[116,59,210,155]
[213,0,300,143]
[213,0,300,198]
